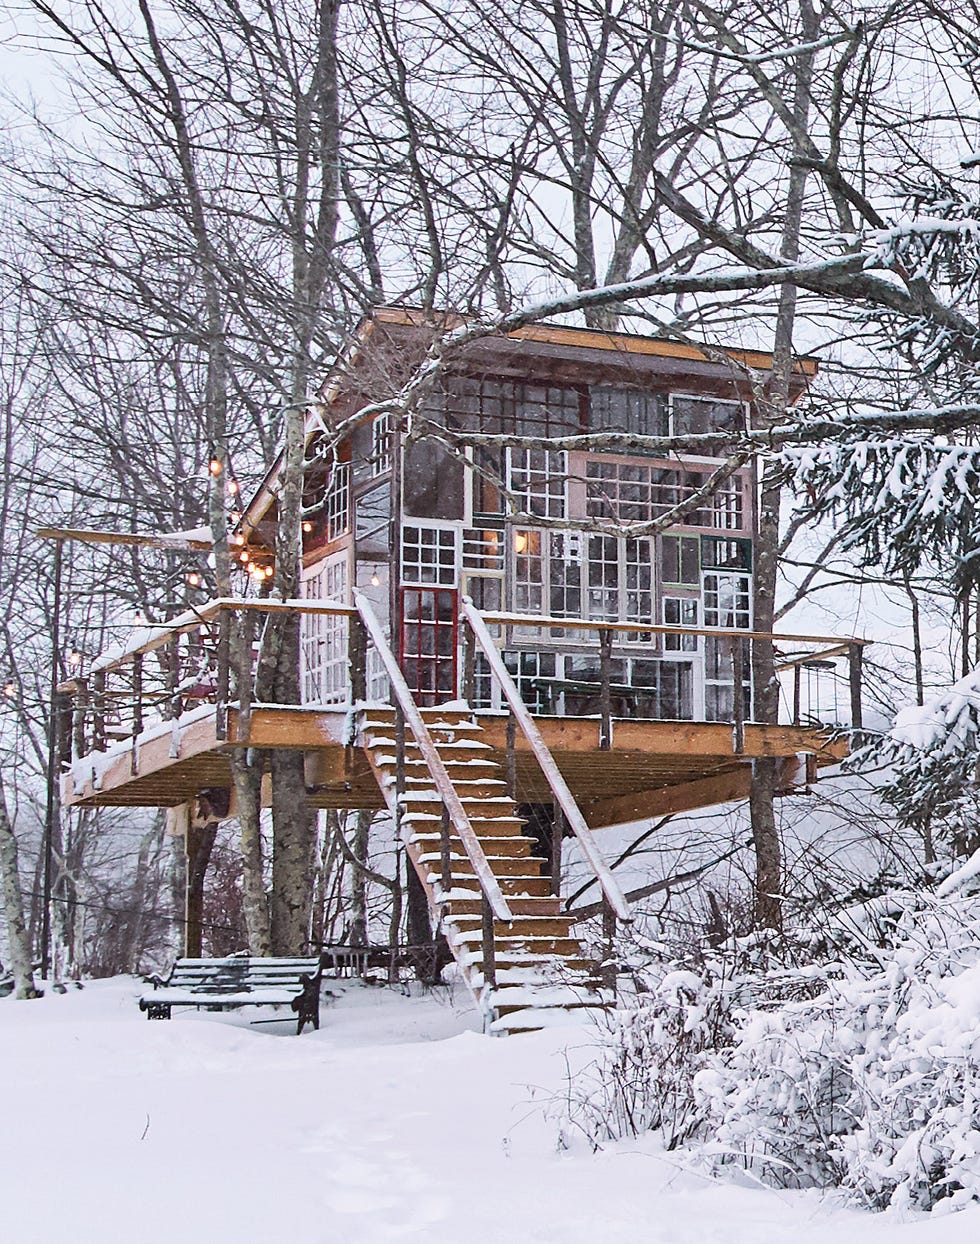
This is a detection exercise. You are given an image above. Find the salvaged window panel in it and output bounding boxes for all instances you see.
[325,462,351,542]
[590,386,667,440]
[671,394,744,436]
[584,459,743,529]
[660,534,700,585]
[371,413,392,476]
[507,448,568,519]
[301,555,349,704]
[401,524,459,587]
[403,438,465,521]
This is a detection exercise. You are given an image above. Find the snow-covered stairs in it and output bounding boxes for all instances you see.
[359,705,609,1033]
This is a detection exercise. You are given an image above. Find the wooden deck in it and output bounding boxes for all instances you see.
[63,704,847,829]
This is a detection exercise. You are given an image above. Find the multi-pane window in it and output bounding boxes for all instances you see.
[507,448,567,519]
[701,536,752,571]
[325,462,350,541]
[401,525,458,586]
[511,528,654,636]
[703,571,751,630]
[301,556,349,704]
[590,387,667,440]
[429,377,582,437]
[585,459,743,529]
[660,534,700,585]
[462,526,505,574]
[663,597,699,651]
[671,394,744,436]
[371,413,392,476]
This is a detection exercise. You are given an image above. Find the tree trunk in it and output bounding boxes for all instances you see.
[0,774,38,998]
[184,822,218,957]
[747,0,819,932]
[349,809,372,947]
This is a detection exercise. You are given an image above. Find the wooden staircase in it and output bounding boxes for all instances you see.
[359,706,609,1033]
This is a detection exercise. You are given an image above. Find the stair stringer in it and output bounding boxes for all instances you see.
[358,706,610,1033]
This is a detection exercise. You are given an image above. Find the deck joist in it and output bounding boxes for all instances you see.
[63,705,847,827]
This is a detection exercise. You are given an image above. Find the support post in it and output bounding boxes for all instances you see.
[732,639,745,755]
[505,710,516,798]
[349,614,367,705]
[551,805,564,898]
[215,607,230,741]
[792,660,801,726]
[440,805,452,897]
[461,622,476,706]
[92,670,106,752]
[848,642,863,731]
[481,890,496,990]
[130,653,143,776]
[599,627,613,750]
[601,898,617,994]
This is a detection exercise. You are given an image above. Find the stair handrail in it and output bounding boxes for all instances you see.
[353,591,514,924]
[460,597,632,923]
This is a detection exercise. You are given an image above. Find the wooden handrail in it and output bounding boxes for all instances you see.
[479,609,869,648]
[461,597,632,923]
[353,591,514,925]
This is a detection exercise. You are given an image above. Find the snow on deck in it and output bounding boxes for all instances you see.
[0,978,976,1243]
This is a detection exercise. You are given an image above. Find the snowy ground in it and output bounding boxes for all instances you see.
[1,979,979,1243]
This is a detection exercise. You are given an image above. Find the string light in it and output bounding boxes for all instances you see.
[208,458,223,476]
[302,521,313,534]
[234,534,246,547]
[67,650,82,667]
[239,550,250,563]
[370,572,381,587]
[187,572,201,587]
[264,566,274,579]
[3,682,16,699]
[229,511,241,524]
[227,479,239,496]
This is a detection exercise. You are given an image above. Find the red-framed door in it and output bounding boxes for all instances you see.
[399,586,459,707]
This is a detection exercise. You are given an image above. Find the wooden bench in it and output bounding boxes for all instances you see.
[139,956,325,1033]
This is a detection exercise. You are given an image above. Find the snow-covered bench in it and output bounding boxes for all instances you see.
[139,956,325,1033]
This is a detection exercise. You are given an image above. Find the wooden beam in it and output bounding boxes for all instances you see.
[582,756,807,829]
[37,526,213,552]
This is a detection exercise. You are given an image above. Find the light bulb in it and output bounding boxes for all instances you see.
[67,650,82,667]
[264,566,274,579]
[234,534,246,547]
[302,521,313,533]
[187,572,201,587]
[239,550,250,563]
[3,682,15,698]
[370,572,380,587]
[208,458,222,476]
[227,479,239,495]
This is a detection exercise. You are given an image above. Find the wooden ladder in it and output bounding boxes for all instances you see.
[359,705,609,1034]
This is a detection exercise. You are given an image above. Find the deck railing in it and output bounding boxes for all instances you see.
[59,597,868,765]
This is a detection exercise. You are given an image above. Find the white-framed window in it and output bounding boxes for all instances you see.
[401,524,459,587]
[301,553,349,704]
[506,448,567,519]
[670,393,745,438]
[663,597,699,651]
[702,571,751,630]
[325,462,350,541]
[371,413,392,476]
[585,459,743,529]
[511,528,654,639]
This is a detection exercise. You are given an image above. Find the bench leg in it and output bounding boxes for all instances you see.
[144,1003,172,1020]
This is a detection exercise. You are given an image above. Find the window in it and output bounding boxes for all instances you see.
[671,394,744,437]
[663,597,698,651]
[403,439,465,521]
[325,462,350,541]
[507,448,567,519]
[660,534,700,585]
[701,536,752,571]
[585,460,744,529]
[355,484,390,556]
[371,414,391,476]
[462,526,505,575]
[301,556,349,704]
[401,525,458,586]
[703,571,751,630]
[432,376,583,438]
[511,528,653,637]
[590,387,667,441]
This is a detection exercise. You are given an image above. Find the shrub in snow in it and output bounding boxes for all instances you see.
[570,890,980,1213]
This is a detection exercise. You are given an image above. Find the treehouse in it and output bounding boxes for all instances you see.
[60,309,863,1031]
